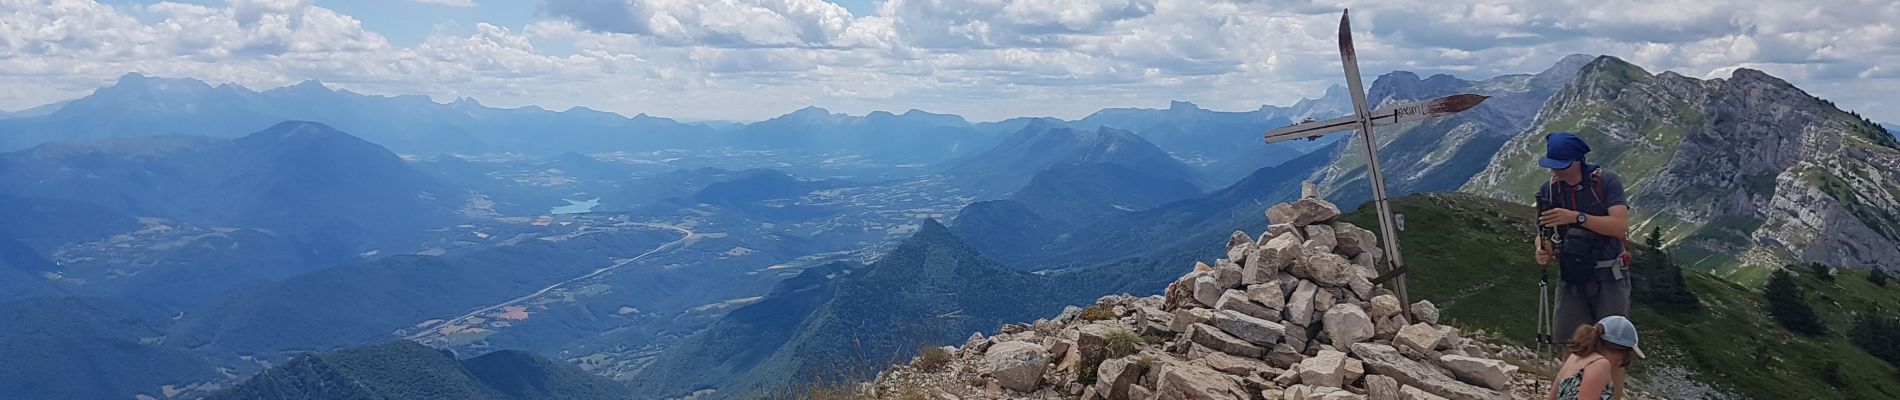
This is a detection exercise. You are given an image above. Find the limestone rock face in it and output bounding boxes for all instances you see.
[1437,355,1518,391]
[1170,308,1213,333]
[1297,349,1351,388]
[1267,198,1342,227]
[1226,231,1256,263]
[1351,343,1507,400]
[1411,301,1441,325]
[1186,323,1266,358]
[984,341,1049,392]
[1330,222,1380,258]
[1396,323,1448,354]
[1367,374,1401,400]
[1246,283,1286,311]
[1322,303,1375,349]
[1285,280,1319,326]
[1301,252,1358,287]
[1193,275,1225,308]
[1303,224,1337,254]
[1152,361,1250,400]
[1252,233,1305,280]
[1369,294,1403,320]
[1209,309,1285,346]
[1097,357,1146,400]
[1215,290,1276,320]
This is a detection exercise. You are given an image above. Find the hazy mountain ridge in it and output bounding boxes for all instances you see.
[950,162,1201,268]
[0,297,220,400]
[0,121,461,249]
[1306,54,1595,209]
[627,220,1066,398]
[0,74,718,154]
[210,341,626,400]
[944,122,1195,196]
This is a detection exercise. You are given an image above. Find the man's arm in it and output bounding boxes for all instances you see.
[1538,171,1630,238]
[1583,205,1629,239]
[1537,205,1628,238]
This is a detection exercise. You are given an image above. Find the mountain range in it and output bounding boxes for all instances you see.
[2,50,1897,400]
[0,73,1350,186]
[0,74,716,154]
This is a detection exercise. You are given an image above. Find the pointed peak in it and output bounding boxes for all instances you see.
[1581,55,1647,76]
[918,217,950,233]
[1530,54,1600,87]
[1322,84,1348,98]
[1574,55,1653,88]
[114,72,152,84]
[1550,54,1599,70]
[242,121,354,143]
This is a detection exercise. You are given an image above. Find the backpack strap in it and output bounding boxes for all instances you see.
[1591,169,1632,264]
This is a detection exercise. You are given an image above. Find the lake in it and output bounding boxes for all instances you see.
[550,198,601,214]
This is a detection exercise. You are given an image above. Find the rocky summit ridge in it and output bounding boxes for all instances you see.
[861,196,1652,400]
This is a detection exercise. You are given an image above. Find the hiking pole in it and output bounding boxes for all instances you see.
[1537,267,1552,354]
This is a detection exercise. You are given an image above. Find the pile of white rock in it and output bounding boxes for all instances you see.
[864,196,1530,400]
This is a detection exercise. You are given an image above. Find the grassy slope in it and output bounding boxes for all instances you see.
[1340,193,1900,399]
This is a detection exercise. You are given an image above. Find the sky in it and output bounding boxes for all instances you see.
[1,0,1896,123]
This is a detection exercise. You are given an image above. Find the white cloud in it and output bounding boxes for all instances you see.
[410,0,477,6]
[0,0,1895,123]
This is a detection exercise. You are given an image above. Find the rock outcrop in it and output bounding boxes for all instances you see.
[861,197,1570,400]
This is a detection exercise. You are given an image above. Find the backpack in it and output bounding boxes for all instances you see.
[1548,170,1631,283]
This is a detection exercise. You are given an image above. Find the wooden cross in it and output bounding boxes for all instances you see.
[1262,10,1489,309]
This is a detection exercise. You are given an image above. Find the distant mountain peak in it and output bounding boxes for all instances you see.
[105,72,212,92]
[1579,55,1648,78]
[916,217,951,235]
[1725,67,1787,86]
[113,72,153,84]
[238,121,376,149]
[789,105,832,116]
[1167,100,1200,111]
[1543,54,1599,75]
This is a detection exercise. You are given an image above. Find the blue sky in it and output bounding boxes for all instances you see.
[2,0,1897,123]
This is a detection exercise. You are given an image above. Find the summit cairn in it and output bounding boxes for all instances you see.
[862,196,1577,400]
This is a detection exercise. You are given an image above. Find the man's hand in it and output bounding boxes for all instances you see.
[1539,207,1581,227]
[1535,240,1551,265]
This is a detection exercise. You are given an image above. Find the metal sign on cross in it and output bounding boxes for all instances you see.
[1262,10,1489,309]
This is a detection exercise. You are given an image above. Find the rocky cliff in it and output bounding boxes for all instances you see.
[859,197,1650,400]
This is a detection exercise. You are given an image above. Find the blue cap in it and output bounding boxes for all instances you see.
[1540,132,1590,169]
[1598,315,1644,358]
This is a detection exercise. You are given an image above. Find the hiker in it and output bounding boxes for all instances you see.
[1532,132,1632,345]
[1548,315,1643,400]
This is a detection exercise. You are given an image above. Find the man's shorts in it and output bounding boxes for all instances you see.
[1553,277,1631,344]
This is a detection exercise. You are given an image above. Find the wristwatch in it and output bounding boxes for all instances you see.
[1576,213,1588,224]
